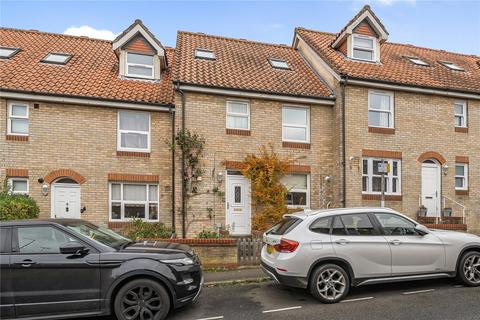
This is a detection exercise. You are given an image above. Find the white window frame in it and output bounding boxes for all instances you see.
[282,174,310,209]
[282,106,310,143]
[7,101,29,136]
[109,182,159,222]
[439,61,464,71]
[351,34,377,62]
[117,110,151,152]
[125,52,155,79]
[368,90,394,129]
[407,57,429,66]
[455,163,468,191]
[41,53,71,65]
[0,46,20,59]
[269,58,289,69]
[195,48,216,60]
[362,158,402,195]
[8,178,29,195]
[454,101,467,128]
[226,100,250,130]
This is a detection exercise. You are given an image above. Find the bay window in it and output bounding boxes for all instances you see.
[109,183,159,221]
[362,158,401,195]
[368,91,394,128]
[117,111,150,152]
[282,106,309,143]
[281,174,310,208]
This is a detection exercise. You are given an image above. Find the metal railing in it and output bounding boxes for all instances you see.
[442,195,466,224]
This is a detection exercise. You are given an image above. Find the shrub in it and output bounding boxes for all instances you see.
[0,192,40,221]
[197,230,219,239]
[121,219,174,240]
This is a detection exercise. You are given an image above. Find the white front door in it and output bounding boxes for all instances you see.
[52,184,81,219]
[421,162,440,217]
[226,174,251,235]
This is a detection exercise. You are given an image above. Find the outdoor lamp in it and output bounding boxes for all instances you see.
[217,171,224,182]
[41,183,49,196]
[443,165,449,176]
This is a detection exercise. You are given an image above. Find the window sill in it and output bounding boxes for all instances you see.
[226,128,251,136]
[455,127,468,133]
[117,151,151,158]
[6,134,28,141]
[455,189,469,196]
[368,127,395,134]
[362,194,402,201]
[282,141,311,149]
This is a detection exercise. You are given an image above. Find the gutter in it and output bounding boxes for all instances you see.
[175,83,187,239]
[341,76,348,208]
[170,105,176,232]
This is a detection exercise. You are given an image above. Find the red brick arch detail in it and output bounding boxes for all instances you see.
[45,169,86,185]
[417,151,446,165]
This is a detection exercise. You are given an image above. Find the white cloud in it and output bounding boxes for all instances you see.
[63,25,117,40]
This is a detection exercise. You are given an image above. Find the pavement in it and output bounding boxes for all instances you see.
[204,266,267,285]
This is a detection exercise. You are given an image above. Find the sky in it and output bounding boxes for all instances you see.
[1,0,479,55]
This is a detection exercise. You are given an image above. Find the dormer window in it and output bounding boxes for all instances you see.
[439,61,464,71]
[352,35,376,62]
[407,57,429,66]
[0,47,20,59]
[269,59,289,69]
[126,53,154,79]
[42,53,71,65]
[195,49,215,60]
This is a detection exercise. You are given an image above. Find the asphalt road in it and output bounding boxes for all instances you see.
[85,277,480,320]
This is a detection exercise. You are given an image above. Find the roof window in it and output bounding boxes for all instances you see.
[41,53,71,65]
[0,47,20,59]
[269,58,290,69]
[439,61,464,71]
[195,49,215,60]
[407,57,429,66]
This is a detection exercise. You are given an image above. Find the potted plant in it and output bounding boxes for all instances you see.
[417,205,428,217]
[442,207,453,217]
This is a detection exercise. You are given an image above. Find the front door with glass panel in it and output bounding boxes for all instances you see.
[226,174,251,235]
[421,161,440,217]
[52,182,81,219]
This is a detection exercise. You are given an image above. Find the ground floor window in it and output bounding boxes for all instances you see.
[109,183,159,221]
[281,174,310,208]
[455,163,468,190]
[8,178,29,195]
[362,158,401,195]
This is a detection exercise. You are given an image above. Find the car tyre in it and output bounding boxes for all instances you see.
[114,278,171,320]
[309,263,350,304]
[458,251,480,287]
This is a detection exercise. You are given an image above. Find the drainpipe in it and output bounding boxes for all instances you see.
[341,76,348,208]
[170,105,176,232]
[175,83,187,238]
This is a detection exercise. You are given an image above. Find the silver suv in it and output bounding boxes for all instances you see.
[261,207,480,303]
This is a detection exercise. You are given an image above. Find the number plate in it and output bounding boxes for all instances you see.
[267,245,274,254]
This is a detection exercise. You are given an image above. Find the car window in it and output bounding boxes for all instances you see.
[340,214,377,236]
[1,228,11,253]
[332,216,348,235]
[17,226,76,254]
[267,217,301,235]
[310,217,332,234]
[374,213,418,236]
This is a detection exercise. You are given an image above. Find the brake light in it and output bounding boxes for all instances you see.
[274,239,299,253]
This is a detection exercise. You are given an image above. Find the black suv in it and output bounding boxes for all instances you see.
[0,219,202,320]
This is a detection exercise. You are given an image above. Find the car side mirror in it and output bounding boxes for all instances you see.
[414,224,430,236]
[60,241,88,255]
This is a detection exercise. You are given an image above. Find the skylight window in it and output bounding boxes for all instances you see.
[269,59,289,69]
[0,47,20,59]
[439,61,464,71]
[42,53,71,65]
[407,57,429,66]
[195,49,215,60]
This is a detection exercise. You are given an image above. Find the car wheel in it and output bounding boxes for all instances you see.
[114,278,170,320]
[309,263,350,303]
[458,251,480,287]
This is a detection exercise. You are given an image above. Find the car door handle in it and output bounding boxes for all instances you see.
[335,239,350,245]
[14,259,37,267]
[390,240,402,246]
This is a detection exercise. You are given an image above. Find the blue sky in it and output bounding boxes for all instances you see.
[1,0,479,55]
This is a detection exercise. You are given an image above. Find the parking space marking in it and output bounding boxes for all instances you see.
[262,306,302,314]
[195,316,224,320]
[402,289,435,295]
[341,296,374,303]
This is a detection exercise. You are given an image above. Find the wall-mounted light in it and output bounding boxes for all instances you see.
[196,176,203,182]
[443,165,449,176]
[324,176,332,182]
[217,171,224,182]
[41,183,49,196]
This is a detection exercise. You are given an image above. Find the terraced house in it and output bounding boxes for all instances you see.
[1,6,479,236]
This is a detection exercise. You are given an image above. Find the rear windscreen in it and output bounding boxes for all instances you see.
[267,217,301,235]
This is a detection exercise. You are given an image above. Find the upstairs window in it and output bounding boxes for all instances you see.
[362,158,401,195]
[439,61,464,71]
[455,163,468,191]
[352,35,376,62]
[7,102,29,136]
[281,174,310,208]
[126,53,154,79]
[407,57,429,66]
[195,49,215,60]
[42,53,71,65]
[454,101,467,128]
[269,58,289,69]
[368,91,394,128]
[282,106,309,143]
[0,47,20,59]
[117,111,150,152]
[226,100,250,130]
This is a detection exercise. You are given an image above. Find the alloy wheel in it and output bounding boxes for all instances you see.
[316,268,347,301]
[121,285,163,320]
[463,254,480,285]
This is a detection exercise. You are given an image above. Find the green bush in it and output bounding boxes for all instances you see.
[121,219,174,240]
[197,230,219,239]
[0,192,40,221]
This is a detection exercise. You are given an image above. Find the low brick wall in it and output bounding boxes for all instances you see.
[141,238,238,268]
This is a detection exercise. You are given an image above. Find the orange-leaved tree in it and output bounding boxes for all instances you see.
[242,146,291,231]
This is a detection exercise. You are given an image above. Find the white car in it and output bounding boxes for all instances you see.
[261,207,480,303]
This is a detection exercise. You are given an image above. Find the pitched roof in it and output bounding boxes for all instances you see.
[174,31,333,99]
[0,28,174,105]
[296,27,480,95]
